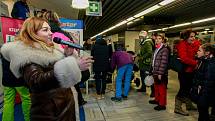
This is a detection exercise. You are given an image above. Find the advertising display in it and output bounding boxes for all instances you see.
[59,18,84,45]
[1,17,24,43]
[0,17,24,107]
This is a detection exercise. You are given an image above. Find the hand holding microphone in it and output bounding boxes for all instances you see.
[78,56,94,71]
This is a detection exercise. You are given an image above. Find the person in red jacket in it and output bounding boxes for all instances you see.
[174,30,201,116]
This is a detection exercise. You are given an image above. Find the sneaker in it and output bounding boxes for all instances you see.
[111,97,122,102]
[154,105,166,111]
[149,100,158,104]
[121,95,128,100]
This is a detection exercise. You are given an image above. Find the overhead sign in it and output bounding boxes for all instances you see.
[86,1,102,16]
[59,18,83,29]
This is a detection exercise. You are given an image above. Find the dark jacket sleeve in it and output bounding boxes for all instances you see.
[22,63,59,89]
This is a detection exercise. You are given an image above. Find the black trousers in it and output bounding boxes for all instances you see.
[177,72,194,98]
[94,71,107,95]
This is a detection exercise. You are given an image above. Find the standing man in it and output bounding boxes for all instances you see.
[91,36,110,99]
[137,31,155,96]
[11,0,30,20]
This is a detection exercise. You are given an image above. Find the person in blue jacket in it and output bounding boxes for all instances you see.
[11,0,30,20]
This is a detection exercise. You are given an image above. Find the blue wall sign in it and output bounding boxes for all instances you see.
[59,18,83,29]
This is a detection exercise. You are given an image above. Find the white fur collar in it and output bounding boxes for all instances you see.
[1,41,64,78]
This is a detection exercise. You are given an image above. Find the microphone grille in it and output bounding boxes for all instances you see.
[53,37,61,44]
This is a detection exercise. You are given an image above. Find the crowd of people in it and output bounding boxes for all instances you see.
[0,1,215,121]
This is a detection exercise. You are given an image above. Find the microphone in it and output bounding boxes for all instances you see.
[53,37,83,50]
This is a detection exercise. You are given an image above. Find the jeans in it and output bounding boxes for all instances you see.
[2,86,31,121]
[79,106,85,121]
[115,64,133,98]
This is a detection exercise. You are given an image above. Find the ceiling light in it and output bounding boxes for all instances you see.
[148,29,162,32]
[134,5,160,18]
[127,17,135,21]
[127,21,134,25]
[192,17,215,24]
[133,18,141,22]
[205,28,210,31]
[162,27,169,31]
[159,0,176,6]
[169,22,191,28]
[72,0,89,9]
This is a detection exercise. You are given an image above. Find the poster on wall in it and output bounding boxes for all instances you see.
[0,17,24,44]
[59,18,84,45]
[0,17,24,106]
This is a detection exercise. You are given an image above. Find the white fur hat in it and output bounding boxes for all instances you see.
[139,30,147,37]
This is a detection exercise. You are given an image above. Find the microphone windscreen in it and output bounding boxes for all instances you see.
[53,37,62,44]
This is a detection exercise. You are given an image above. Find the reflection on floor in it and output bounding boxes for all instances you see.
[83,71,198,121]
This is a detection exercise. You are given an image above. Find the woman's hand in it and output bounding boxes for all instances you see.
[78,56,94,71]
[64,46,74,56]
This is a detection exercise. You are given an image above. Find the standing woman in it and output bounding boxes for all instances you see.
[150,34,169,111]
[194,43,215,121]
[1,17,93,121]
[174,30,201,116]
[91,36,110,99]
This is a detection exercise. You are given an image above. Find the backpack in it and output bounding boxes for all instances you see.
[168,54,184,72]
[1,56,25,87]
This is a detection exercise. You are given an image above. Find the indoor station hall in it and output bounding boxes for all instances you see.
[1,0,215,121]
[83,70,199,121]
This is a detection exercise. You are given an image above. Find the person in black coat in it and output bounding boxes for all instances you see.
[91,36,110,99]
[194,43,215,121]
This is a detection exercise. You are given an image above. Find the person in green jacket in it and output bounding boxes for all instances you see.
[137,31,155,97]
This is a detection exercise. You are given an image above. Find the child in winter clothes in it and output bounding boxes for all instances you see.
[194,43,215,121]
[150,34,169,111]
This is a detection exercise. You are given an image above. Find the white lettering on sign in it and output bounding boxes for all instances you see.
[9,28,20,33]
[61,23,77,28]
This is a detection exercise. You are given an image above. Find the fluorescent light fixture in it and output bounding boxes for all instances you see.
[205,28,210,31]
[148,29,162,32]
[127,17,135,21]
[72,0,89,9]
[169,22,191,28]
[133,18,141,22]
[159,0,176,6]
[208,31,214,33]
[192,17,215,24]
[127,21,134,25]
[134,5,160,18]
[162,27,169,31]
[115,20,127,27]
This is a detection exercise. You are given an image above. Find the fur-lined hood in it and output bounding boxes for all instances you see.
[1,41,64,78]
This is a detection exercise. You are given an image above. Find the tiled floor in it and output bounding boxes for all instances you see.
[83,71,198,121]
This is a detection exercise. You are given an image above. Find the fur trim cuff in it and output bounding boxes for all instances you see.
[54,56,81,88]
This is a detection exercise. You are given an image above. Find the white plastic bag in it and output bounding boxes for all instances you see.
[144,75,154,86]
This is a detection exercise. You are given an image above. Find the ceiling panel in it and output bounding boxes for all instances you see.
[28,0,79,19]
